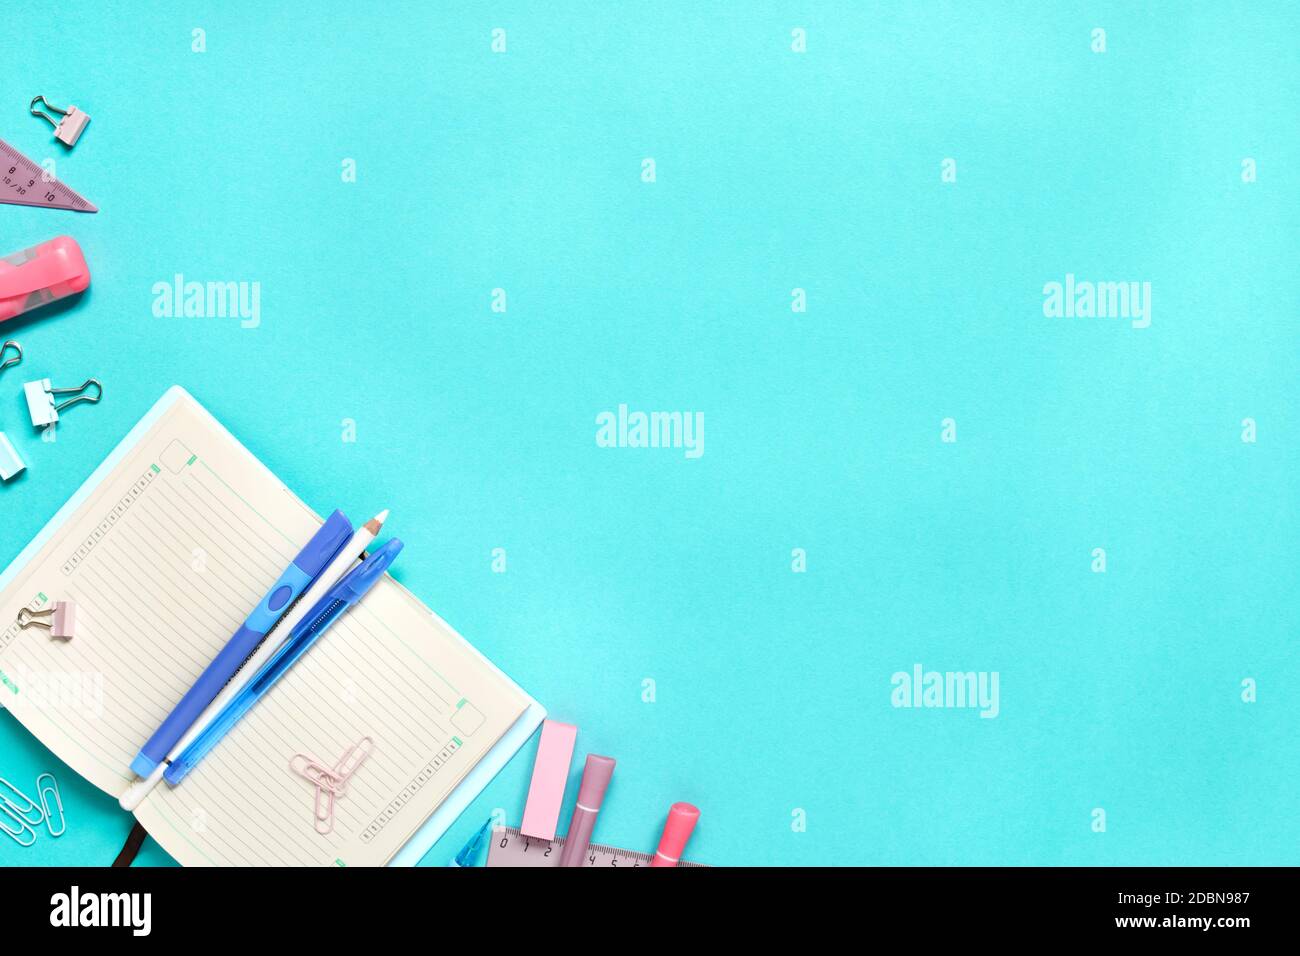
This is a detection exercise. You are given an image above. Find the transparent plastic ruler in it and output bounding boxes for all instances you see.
[486,826,707,868]
[0,138,98,212]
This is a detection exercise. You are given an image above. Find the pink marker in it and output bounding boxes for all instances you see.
[651,802,699,867]
[559,754,615,867]
[1,236,91,324]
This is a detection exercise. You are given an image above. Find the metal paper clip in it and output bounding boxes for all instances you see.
[0,341,20,375]
[17,600,77,640]
[35,773,65,837]
[30,95,90,147]
[0,777,45,828]
[23,377,102,428]
[0,801,37,847]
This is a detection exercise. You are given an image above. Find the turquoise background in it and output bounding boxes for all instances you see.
[2,2,1297,866]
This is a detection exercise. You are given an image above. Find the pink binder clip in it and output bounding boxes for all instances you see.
[30,96,90,147]
[1,236,91,325]
[16,600,77,640]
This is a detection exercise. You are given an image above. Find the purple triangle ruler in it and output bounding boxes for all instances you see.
[0,137,97,213]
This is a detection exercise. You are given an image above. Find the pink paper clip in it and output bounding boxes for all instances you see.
[1,236,91,325]
[290,755,348,793]
[290,737,374,836]
[17,600,77,640]
[333,737,373,779]
[314,785,335,835]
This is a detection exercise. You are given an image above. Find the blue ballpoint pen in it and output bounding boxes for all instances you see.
[129,510,354,778]
[164,537,404,785]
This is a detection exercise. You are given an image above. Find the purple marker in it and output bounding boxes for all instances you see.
[559,754,616,867]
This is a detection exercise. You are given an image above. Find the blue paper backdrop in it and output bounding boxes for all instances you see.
[2,2,1297,866]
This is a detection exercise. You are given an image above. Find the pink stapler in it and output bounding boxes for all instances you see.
[1,236,91,324]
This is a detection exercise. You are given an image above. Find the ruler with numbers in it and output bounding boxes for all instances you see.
[486,826,707,868]
[0,138,97,212]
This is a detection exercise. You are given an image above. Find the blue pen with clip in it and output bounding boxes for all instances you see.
[130,510,354,777]
[164,537,404,784]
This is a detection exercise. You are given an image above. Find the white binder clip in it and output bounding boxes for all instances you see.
[0,343,23,480]
[17,600,77,640]
[30,96,90,147]
[24,377,102,428]
[0,432,24,481]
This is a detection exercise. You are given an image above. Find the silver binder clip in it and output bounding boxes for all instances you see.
[30,95,90,147]
[24,377,102,428]
[17,600,77,640]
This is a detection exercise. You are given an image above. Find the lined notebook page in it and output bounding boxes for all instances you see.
[0,394,527,866]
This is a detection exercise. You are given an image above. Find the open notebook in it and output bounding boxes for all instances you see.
[0,387,541,866]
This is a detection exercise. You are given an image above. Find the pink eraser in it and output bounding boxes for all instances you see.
[51,601,76,639]
[651,802,700,867]
[520,719,577,840]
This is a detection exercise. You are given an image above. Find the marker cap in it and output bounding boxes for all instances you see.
[576,754,616,809]
[655,802,700,863]
[338,538,403,599]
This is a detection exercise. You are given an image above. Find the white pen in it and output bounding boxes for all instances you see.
[118,509,389,811]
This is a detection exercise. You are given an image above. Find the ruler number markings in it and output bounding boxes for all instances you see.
[489,826,703,867]
[0,138,96,212]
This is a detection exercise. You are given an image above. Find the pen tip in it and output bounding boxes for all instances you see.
[363,509,390,533]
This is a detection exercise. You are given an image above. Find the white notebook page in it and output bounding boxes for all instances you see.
[0,395,527,866]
